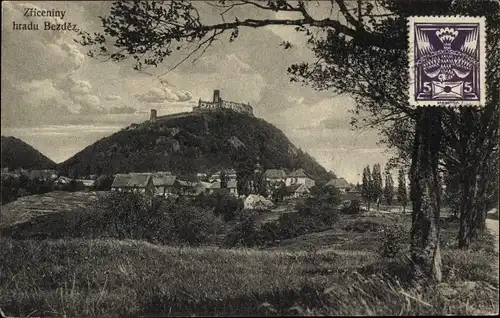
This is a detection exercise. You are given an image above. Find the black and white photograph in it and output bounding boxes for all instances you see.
[1,0,499,316]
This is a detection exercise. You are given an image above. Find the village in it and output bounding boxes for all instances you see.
[1,165,361,208]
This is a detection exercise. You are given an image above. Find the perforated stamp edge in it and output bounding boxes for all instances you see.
[407,16,486,108]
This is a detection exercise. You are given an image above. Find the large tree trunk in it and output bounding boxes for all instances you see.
[410,108,442,282]
[457,90,498,248]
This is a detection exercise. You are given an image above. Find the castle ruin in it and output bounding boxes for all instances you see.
[192,90,254,116]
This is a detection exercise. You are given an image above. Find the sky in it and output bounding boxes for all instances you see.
[1,1,394,184]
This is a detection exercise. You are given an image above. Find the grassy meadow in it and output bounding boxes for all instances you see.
[0,192,498,316]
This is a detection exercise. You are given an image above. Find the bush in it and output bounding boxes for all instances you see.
[66,192,223,246]
[343,218,389,233]
[194,192,244,222]
[341,200,361,214]
[379,224,409,259]
[224,215,271,247]
[168,197,224,245]
[94,175,114,191]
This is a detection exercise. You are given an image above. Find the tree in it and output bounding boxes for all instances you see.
[383,168,395,208]
[361,165,372,211]
[252,168,267,196]
[79,0,500,283]
[271,185,287,203]
[236,157,255,196]
[372,163,383,211]
[397,167,408,213]
[220,170,228,189]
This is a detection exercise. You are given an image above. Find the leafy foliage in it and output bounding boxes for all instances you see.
[379,224,409,259]
[341,200,361,214]
[59,192,224,246]
[226,185,340,247]
[194,192,244,222]
[1,174,53,205]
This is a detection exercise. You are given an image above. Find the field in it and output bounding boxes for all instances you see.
[0,191,104,228]
[1,192,498,316]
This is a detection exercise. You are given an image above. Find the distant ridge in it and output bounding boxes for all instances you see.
[1,136,56,170]
[59,110,333,182]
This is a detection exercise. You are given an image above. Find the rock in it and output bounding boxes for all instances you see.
[460,281,478,293]
[155,136,180,153]
[228,136,246,149]
[259,302,277,314]
[437,283,458,297]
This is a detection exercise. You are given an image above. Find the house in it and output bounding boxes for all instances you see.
[285,168,316,188]
[264,169,287,189]
[76,179,96,190]
[283,183,311,199]
[264,169,287,180]
[111,173,154,196]
[53,176,73,186]
[325,178,352,193]
[151,173,177,197]
[197,172,208,179]
[227,179,238,196]
[208,169,237,182]
[174,176,205,196]
[203,179,239,197]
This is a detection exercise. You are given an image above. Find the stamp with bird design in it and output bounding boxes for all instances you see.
[408,16,486,107]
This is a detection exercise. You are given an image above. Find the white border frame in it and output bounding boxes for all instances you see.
[408,16,486,107]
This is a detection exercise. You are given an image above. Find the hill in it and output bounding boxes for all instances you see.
[1,136,56,170]
[59,110,334,181]
[0,191,102,228]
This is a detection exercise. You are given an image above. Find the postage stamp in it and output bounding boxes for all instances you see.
[408,16,486,107]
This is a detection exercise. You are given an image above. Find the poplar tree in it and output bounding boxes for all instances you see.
[361,166,372,211]
[372,164,383,211]
[397,168,408,213]
[383,168,395,208]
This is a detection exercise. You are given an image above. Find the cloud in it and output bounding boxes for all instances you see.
[105,95,122,101]
[74,94,101,109]
[109,106,136,114]
[134,85,193,104]
[1,1,105,123]
[2,2,85,82]
[70,80,93,94]
[194,53,253,74]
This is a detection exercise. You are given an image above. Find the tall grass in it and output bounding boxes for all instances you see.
[1,237,498,316]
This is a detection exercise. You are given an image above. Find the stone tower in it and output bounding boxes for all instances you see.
[213,90,220,103]
[150,109,157,122]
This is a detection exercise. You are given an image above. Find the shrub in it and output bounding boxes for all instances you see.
[168,197,224,245]
[379,224,409,259]
[94,175,114,191]
[224,215,265,247]
[194,192,244,222]
[343,218,388,233]
[66,192,223,246]
[341,200,361,214]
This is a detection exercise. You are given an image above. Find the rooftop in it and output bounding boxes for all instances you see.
[264,169,287,179]
[326,178,352,189]
[287,168,311,178]
[112,174,152,188]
